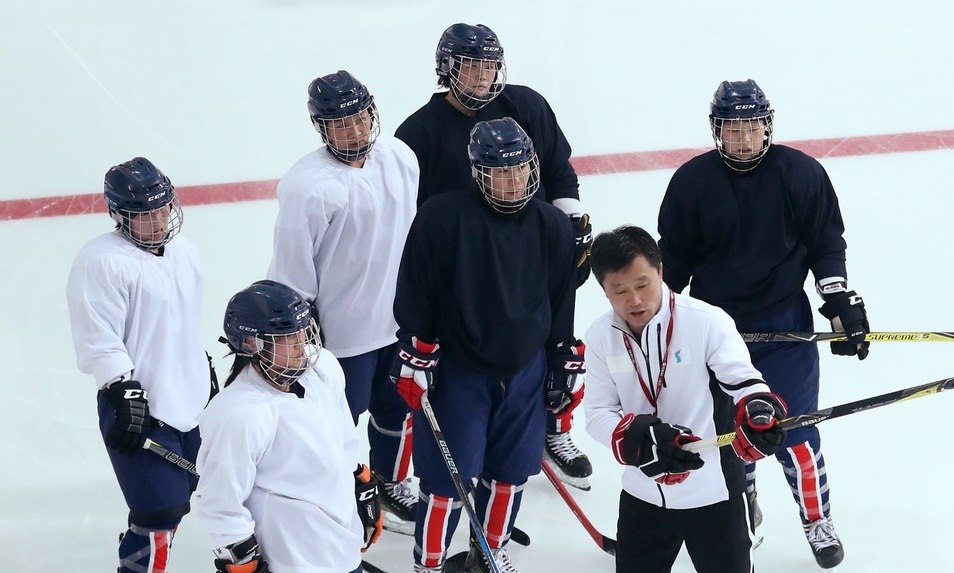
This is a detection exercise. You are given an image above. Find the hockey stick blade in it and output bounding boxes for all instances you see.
[361,560,391,573]
[683,375,954,453]
[144,438,200,478]
[541,458,617,556]
[740,331,954,343]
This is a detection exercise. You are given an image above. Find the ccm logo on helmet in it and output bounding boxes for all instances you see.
[501,150,523,158]
[146,191,167,202]
[339,98,359,109]
[733,104,756,110]
[295,309,310,321]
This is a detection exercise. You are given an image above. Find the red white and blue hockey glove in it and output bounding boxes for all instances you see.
[819,288,870,360]
[731,392,788,462]
[104,379,152,455]
[354,464,383,552]
[612,413,704,485]
[390,337,440,410]
[213,534,271,573]
[545,340,586,430]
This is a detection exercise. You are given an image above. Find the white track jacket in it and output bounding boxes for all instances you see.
[194,350,363,573]
[267,135,419,358]
[584,283,770,509]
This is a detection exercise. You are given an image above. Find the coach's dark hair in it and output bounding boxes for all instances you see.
[591,225,662,285]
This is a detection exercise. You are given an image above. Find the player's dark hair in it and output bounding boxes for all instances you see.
[223,354,252,387]
[591,225,662,285]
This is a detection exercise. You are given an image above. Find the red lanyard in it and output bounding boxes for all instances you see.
[622,289,675,415]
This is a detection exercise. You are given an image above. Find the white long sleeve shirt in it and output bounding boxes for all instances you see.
[584,283,770,509]
[66,231,208,431]
[267,135,419,358]
[193,350,363,573]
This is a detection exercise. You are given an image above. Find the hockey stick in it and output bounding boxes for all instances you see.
[683,375,954,454]
[144,438,200,478]
[361,560,391,573]
[419,392,502,573]
[740,331,954,343]
[540,458,617,556]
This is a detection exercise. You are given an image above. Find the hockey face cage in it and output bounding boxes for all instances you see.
[474,153,540,214]
[448,56,507,111]
[110,194,184,250]
[312,100,381,164]
[710,113,774,173]
[247,318,322,392]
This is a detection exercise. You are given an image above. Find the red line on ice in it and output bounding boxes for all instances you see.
[3,129,953,220]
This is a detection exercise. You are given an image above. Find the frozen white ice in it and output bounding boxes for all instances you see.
[2,1,953,571]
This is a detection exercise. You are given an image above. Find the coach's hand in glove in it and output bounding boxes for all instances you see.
[354,464,383,552]
[731,392,787,462]
[214,534,271,573]
[390,336,440,410]
[545,339,586,429]
[612,413,704,485]
[104,379,152,455]
[571,214,593,288]
[819,289,870,360]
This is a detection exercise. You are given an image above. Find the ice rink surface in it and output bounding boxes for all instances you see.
[2,1,953,571]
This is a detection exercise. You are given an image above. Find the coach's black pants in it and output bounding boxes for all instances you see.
[616,490,754,573]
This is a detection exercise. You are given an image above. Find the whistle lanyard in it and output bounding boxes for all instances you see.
[621,289,675,415]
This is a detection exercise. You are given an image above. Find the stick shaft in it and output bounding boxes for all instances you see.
[684,376,954,453]
[740,331,954,343]
[541,458,617,556]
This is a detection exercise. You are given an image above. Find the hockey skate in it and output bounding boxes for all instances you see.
[544,431,592,491]
[803,515,845,569]
[462,541,519,573]
[413,563,445,573]
[376,476,417,536]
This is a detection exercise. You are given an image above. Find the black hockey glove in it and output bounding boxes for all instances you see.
[354,464,383,551]
[571,214,593,288]
[544,339,586,415]
[213,534,271,573]
[731,392,788,462]
[819,290,870,360]
[104,380,152,455]
[612,413,704,485]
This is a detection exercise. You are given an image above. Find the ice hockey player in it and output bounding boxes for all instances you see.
[194,280,382,573]
[395,21,594,491]
[657,79,870,569]
[66,157,210,573]
[584,225,787,573]
[393,118,581,573]
[266,70,420,533]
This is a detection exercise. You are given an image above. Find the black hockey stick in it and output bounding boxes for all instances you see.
[683,375,954,453]
[420,392,502,573]
[740,331,954,343]
[361,560,391,573]
[144,438,200,478]
[541,458,617,556]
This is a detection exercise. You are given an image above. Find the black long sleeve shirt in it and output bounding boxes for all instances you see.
[657,145,848,321]
[393,189,577,378]
[395,85,580,209]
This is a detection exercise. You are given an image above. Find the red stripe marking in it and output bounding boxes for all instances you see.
[790,443,822,522]
[485,480,514,548]
[4,128,953,221]
[395,412,414,481]
[422,494,451,567]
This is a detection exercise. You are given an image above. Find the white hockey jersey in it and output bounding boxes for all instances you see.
[194,350,363,573]
[584,283,770,509]
[267,135,419,358]
[66,231,208,432]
